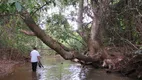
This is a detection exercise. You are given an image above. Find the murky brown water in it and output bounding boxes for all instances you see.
[0,55,135,80]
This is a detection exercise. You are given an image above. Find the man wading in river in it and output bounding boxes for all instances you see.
[30,47,40,72]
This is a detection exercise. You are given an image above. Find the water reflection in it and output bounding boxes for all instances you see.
[38,56,134,80]
[79,66,134,80]
[40,56,83,80]
[0,55,135,80]
[32,68,44,80]
[32,72,37,80]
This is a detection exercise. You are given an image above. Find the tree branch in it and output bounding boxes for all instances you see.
[18,7,99,62]
[20,29,35,36]
[31,1,49,16]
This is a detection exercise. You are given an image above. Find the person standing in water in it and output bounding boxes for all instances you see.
[30,47,40,72]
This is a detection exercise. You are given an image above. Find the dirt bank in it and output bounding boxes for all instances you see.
[0,48,29,77]
[102,47,142,79]
[0,60,20,77]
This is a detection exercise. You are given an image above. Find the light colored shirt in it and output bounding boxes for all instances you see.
[30,50,40,62]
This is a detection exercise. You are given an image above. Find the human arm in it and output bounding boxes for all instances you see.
[37,56,40,62]
[37,51,41,62]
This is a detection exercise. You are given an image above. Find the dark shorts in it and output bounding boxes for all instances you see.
[32,62,37,72]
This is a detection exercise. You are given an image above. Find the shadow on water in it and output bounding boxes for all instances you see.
[32,72,37,80]
[32,72,38,80]
[32,71,42,80]
[0,55,135,80]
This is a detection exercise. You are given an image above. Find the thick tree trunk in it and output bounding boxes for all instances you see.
[19,8,96,62]
[20,10,73,60]
[88,0,111,59]
[88,15,101,58]
[19,0,111,64]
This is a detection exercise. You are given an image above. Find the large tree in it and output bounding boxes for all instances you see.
[1,0,142,64]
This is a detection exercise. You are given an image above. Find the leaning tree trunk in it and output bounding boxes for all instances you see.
[19,0,111,64]
[19,8,95,62]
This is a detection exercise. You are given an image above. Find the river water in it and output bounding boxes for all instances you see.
[0,55,134,80]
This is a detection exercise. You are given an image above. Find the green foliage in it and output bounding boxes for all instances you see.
[15,2,22,12]
[104,0,142,47]
[46,14,84,51]
[59,0,77,6]
[0,15,37,54]
[0,0,49,54]
[1,0,142,55]
[0,2,15,14]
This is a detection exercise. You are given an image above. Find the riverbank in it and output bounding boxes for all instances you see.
[0,55,134,80]
[0,60,20,77]
[0,48,29,78]
[0,47,140,79]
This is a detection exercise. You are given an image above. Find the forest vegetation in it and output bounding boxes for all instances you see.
[0,0,142,79]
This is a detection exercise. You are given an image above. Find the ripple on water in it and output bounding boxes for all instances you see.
[0,56,135,80]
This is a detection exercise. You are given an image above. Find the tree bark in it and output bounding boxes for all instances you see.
[19,8,96,62]
[20,29,35,36]
[19,9,73,59]
[88,16,101,57]
[18,0,112,64]
[88,0,111,58]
